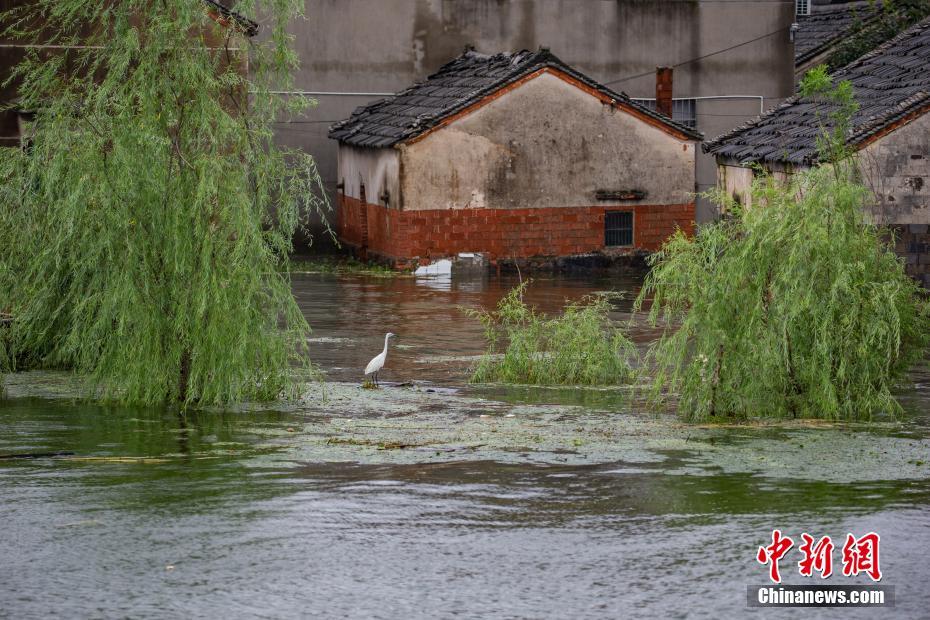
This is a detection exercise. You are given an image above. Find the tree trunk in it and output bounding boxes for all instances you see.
[178,349,192,403]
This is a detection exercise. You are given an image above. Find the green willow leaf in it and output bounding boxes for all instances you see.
[0,1,329,406]
[636,166,930,422]
[467,282,637,386]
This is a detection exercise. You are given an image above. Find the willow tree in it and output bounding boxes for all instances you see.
[0,1,327,405]
[636,71,930,422]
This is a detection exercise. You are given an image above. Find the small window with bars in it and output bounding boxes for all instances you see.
[605,211,633,247]
[796,0,810,16]
[631,98,697,128]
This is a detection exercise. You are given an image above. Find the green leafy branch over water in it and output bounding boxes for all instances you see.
[0,1,327,406]
[635,165,929,422]
[288,257,403,277]
[466,282,636,386]
[633,69,930,422]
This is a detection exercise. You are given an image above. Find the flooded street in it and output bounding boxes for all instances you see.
[3,272,930,619]
[293,270,647,386]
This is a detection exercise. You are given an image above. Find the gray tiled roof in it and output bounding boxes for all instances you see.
[705,17,930,166]
[795,2,880,65]
[329,48,703,148]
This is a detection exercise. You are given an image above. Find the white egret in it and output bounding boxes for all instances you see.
[364,332,396,386]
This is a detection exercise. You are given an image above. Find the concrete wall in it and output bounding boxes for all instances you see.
[717,162,794,210]
[281,0,796,244]
[858,111,930,226]
[398,71,695,211]
[859,112,930,287]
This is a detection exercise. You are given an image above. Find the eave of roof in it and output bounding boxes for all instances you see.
[705,17,930,167]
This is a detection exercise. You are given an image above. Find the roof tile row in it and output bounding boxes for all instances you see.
[706,17,930,165]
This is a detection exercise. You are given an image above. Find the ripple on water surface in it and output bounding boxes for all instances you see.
[3,273,930,619]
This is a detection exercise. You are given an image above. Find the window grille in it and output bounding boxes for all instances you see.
[605,211,633,247]
[631,98,697,128]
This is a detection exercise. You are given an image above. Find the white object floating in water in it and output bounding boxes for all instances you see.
[414,259,452,276]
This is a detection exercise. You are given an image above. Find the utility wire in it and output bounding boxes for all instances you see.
[270,26,792,126]
[603,26,791,86]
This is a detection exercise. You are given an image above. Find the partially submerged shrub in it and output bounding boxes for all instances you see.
[467,283,636,386]
[637,166,930,422]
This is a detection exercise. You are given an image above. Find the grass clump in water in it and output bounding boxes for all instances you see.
[288,256,403,277]
[467,282,636,386]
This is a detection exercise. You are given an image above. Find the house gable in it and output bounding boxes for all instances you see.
[398,70,696,211]
[404,66,698,147]
[859,109,930,226]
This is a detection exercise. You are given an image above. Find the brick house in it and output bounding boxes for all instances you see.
[705,18,930,286]
[328,48,701,267]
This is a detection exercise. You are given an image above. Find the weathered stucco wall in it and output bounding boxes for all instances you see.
[398,71,696,211]
[716,162,794,210]
[717,164,755,209]
[859,112,930,288]
[858,111,930,226]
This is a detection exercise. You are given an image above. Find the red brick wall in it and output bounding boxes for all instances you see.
[337,194,694,264]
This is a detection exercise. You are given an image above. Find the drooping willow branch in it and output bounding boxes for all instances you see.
[0,1,330,406]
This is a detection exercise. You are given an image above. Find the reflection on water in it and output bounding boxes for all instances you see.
[2,272,930,619]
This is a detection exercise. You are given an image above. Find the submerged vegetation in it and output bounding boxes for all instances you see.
[288,256,403,277]
[0,1,327,406]
[467,282,636,386]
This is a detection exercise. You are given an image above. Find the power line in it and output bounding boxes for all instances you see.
[603,26,791,87]
[271,28,791,127]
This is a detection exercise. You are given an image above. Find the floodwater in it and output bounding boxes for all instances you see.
[2,271,930,619]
